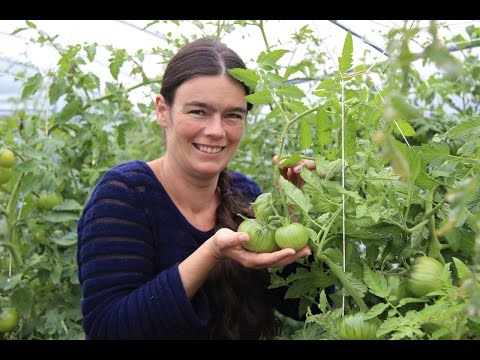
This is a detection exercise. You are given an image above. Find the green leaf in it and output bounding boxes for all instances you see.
[85,43,97,62]
[257,49,289,70]
[389,93,421,120]
[109,48,127,80]
[394,120,416,137]
[319,289,329,314]
[279,176,312,215]
[26,20,37,28]
[10,27,28,35]
[299,119,312,150]
[55,97,82,125]
[245,90,274,105]
[49,77,67,105]
[446,117,480,140]
[227,68,259,89]
[276,85,306,99]
[54,199,83,211]
[1,274,22,291]
[21,73,43,100]
[51,232,77,247]
[364,303,389,320]
[280,151,302,167]
[452,257,473,283]
[338,32,353,73]
[317,158,343,181]
[12,286,34,314]
[42,212,79,223]
[363,266,389,298]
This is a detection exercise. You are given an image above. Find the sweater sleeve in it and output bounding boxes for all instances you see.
[77,164,210,339]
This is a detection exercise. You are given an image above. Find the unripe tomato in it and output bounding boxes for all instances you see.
[0,169,11,184]
[0,148,15,168]
[407,256,443,297]
[274,223,309,251]
[0,307,19,333]
[38,192,64,211]
[336,313,382,340]
[252,193,275,225]
[238,218,278,253]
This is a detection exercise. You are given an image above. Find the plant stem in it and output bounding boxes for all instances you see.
[319,253,369,312]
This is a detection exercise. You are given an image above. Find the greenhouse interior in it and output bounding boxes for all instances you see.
[1,20,480,340]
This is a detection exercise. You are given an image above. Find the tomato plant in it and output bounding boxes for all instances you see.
[0,148,15,168]
[336,313,382,340]
[0,307,19,333]
[274,223,309,251]
[407,256,444,297]
[238,218,278,253]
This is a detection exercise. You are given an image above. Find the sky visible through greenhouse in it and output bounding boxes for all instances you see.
[1,20,479,115]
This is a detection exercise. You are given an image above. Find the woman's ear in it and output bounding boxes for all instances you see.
[155,94,168,128]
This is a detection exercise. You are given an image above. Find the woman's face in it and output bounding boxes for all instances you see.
[156,74,247,179]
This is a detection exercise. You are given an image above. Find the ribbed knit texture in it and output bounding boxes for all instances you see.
[77,160,263,339]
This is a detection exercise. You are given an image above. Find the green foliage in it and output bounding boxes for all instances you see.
[1,20,480,339]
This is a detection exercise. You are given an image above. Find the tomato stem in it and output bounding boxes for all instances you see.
[425,186,446,265]
[319,253,369,312]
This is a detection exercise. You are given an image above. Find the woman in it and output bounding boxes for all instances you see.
[77,37,312,340]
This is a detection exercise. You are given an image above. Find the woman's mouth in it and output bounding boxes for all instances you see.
[194,144,225,154]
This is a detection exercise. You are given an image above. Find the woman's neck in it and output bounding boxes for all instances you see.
[148,157,219,230]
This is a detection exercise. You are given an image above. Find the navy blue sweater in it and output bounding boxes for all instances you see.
[77,160,267,339]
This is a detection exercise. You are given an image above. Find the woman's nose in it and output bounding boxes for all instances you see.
[204,114,226,137]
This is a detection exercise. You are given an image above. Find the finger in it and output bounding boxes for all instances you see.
[236,232,250,246]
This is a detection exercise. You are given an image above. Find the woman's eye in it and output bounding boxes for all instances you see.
[226,113,243,120]
[190,110,205,116]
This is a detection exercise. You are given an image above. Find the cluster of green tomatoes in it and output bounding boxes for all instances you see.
[238,193,310,253]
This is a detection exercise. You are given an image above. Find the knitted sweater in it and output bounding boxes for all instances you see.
[77,160,273,339]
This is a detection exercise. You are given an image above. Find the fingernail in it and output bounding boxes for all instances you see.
[293,164,302,173]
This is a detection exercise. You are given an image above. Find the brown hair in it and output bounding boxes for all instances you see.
[210,170,279,339]
[160,36,253,112]
[161,37,278,339]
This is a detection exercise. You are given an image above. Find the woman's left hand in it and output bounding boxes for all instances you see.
[210,228,311,269]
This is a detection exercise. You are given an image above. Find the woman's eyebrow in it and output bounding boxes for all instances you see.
[184,101,247,114]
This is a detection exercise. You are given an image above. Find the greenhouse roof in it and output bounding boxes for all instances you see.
[1,20,479,115]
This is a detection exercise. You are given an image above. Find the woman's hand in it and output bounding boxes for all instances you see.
[272,155,317,188]
[209,228,311,269]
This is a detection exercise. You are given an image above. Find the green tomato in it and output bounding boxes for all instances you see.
[274,223,309,251]
[0,169,11,184]
[38,192,64,211]
[0,307,19,333]
[238,218,278,253]
[407,256,443,297]
[0,148,15,168]
[252,193,276,225]
[336,313,382,340]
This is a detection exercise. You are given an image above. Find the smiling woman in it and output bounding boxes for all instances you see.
[76,36,311,340]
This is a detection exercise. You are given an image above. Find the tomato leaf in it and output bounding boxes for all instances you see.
[279,176,312,215]
[299,119,312,150]
[228,68,259,89]
[245,90,274,105]
[338,31,353,74]
[363,266,389,298]
[21,73,43,100]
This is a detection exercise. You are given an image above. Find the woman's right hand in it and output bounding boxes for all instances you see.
[209,228,311,269]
